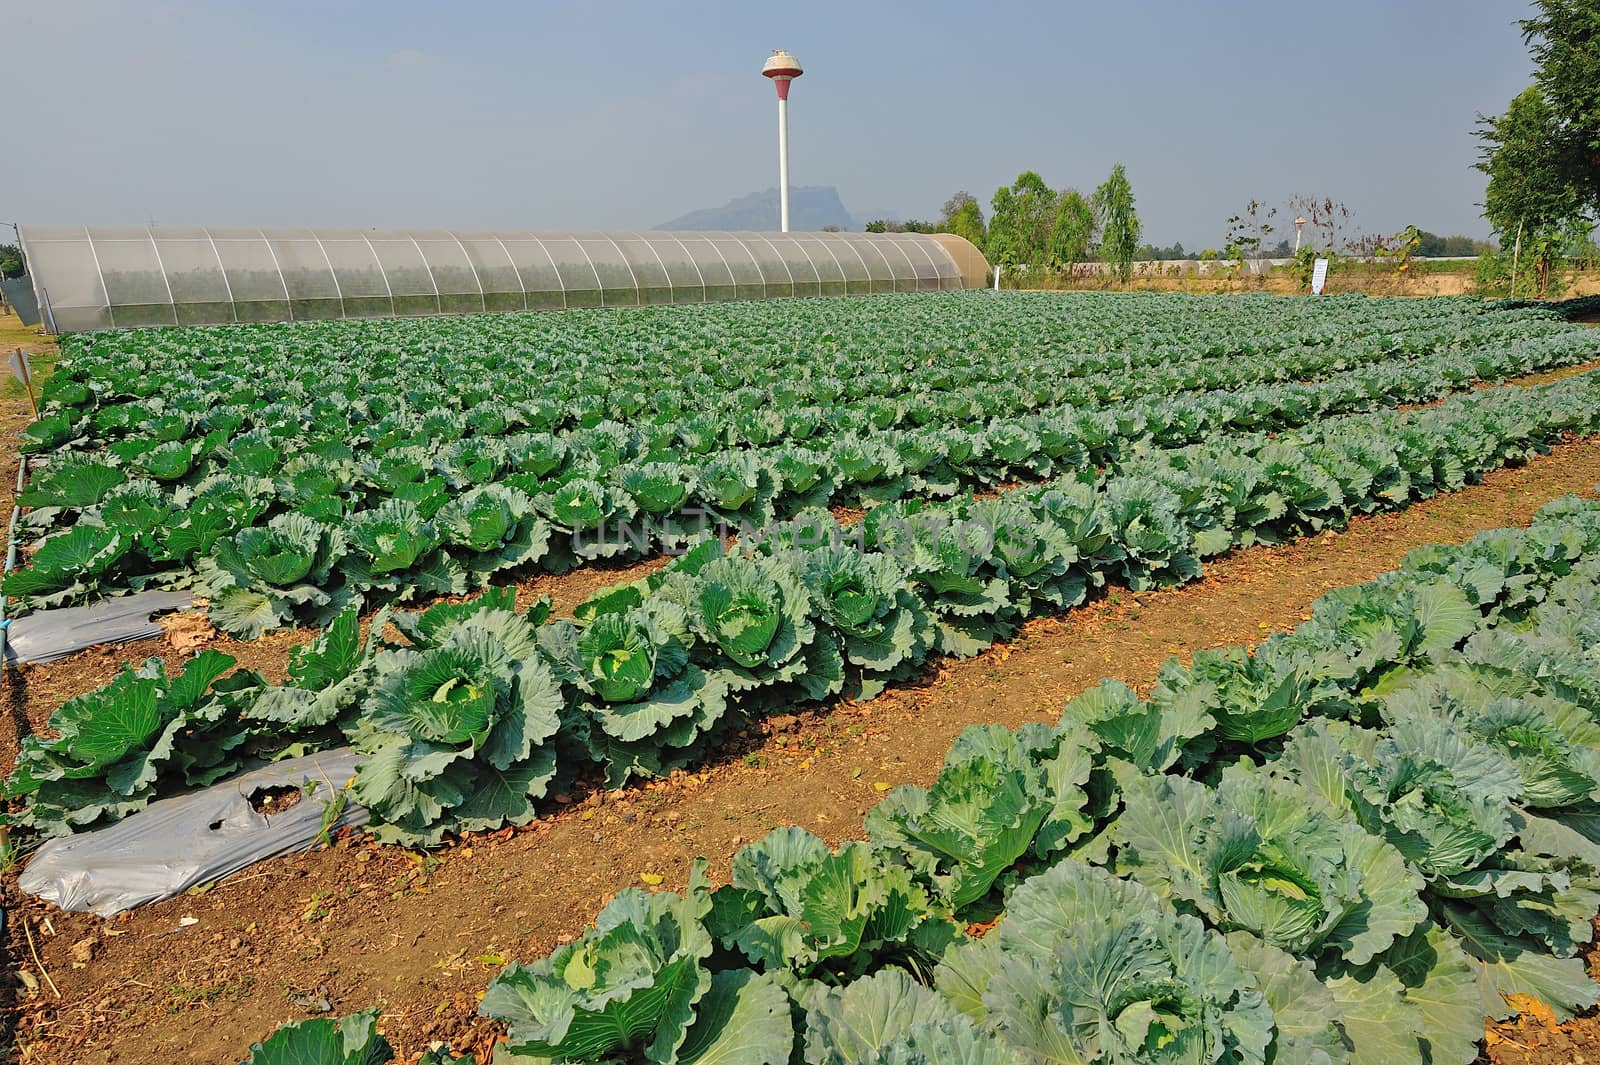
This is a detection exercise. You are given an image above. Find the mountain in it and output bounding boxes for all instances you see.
[656,186,856,232]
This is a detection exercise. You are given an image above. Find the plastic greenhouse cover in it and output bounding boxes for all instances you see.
[0,277,40,326]
[3,590,193,665]
[19,749,368,917]
[16,226,975,332]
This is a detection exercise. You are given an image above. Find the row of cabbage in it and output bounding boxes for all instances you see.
[8,372,1598,843]
[243,492,1600,1064]
[49,294,1559,455]
[33,302,1566,462]
[10,333,1596,637]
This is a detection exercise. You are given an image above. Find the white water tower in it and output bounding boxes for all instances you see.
[761,50,804,232]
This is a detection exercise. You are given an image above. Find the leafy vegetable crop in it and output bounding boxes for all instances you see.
[8,372,1600,842]
[10,293,1597,635]
[245,491,1600,1063]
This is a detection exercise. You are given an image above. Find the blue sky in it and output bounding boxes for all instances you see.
[8,0,1536,249]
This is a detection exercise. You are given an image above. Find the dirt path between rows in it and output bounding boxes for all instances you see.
[5,433,1599,1064]
[7,358,1600,774]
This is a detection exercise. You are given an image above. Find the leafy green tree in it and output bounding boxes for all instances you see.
[1225,199,1277,262]
[1478,88,1585,238]
[987,171,1056,267]
[1446,235,1491,256]
[1413,231,1487,257]
[986,187,1016,264]
[864,220,936,234]
[1047,189,1096,269]
[1475,3,1600,295]
[1518,0,1600,213]
[0,243,23,280]
[1093,164,1142,283]
[1135,242,1188,260]
[1477,86,1588,295]
[938,191,987,250]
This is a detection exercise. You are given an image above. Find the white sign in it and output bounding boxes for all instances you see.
[8,348,32,390]
[1311,258,1330,295]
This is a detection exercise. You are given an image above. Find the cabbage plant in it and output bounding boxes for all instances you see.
[1108,768,1426,964]
[867,723,1103,911]
[351,600,563,844]
[797,545,935,697]
[1,523,131,606]
[563,598,735,787]
[480,861,715,1062]
[706,828,955,982]
[941,859,1276,1065]
[199,511,347,638]
[681,554,825,697]
[238,1008,393,1065]
[432,483,551,582]
[1278,718,1600,1016]
[803,969,1010,1065]
[3,649,255,834]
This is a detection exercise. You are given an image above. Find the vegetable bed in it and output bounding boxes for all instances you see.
[9,370,1600,842]
[245,493,1600,1064]
[8,293,1598,636]
[8,292,1600,1065]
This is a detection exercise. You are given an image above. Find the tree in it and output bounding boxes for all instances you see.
[1518,0,1600,214]
[1093,164,1141,283]
[1476,86,1588,295]
[987,171,1056,267]
[1412,231,1487,257]
[1047,189,1096,270]
[0,243,23,280]
[1474,3,1600,295]
[864,219,936,234]
[1477,87,1585,237]
[1288,195,1354,254]
[938,191,986,250]
[1224,199,1277,261]
[1134,242,1187,260]
[1447,235,1490,256]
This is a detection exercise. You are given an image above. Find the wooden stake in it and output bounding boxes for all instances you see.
[1511,221,1523,298]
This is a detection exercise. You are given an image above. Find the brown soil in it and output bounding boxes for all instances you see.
[4,433,1600,1064]
[2,322,1598,1063]
[0,310,56,354]
[1485,922,1600,1064]
[0,554,678,773]
[6,354,1595,772]
[1490,357,1600,388]
[1029,267,1600,299]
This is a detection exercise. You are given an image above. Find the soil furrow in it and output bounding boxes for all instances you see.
[7,433,1600,1064]
[6,358,1599,772]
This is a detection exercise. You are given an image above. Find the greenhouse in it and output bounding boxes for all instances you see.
[15,226,989,332]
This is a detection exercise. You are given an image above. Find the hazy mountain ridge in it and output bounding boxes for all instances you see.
[655,186,857,232]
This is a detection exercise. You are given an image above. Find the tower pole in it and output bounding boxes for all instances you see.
[761,51,803,233]
[778,93,791,232]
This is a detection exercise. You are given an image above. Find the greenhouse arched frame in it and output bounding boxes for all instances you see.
[16,226,990,333]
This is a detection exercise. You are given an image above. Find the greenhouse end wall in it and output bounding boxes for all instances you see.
[17,226,989,333]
